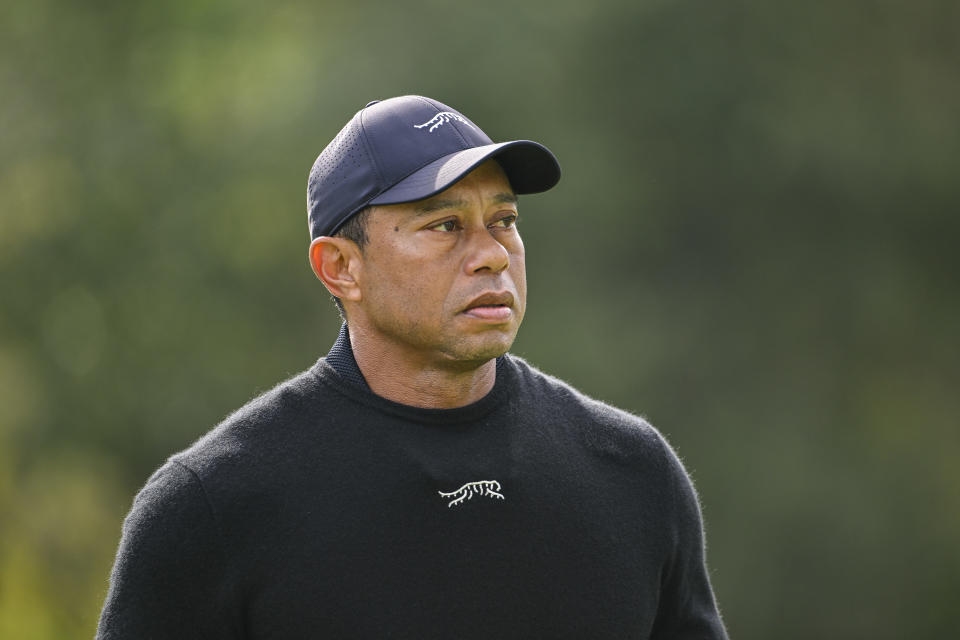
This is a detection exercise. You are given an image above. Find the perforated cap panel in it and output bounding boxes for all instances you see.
[307,113,380,239]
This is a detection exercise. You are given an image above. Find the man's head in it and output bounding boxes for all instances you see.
[306,95,560,241]
[306,96,560,367]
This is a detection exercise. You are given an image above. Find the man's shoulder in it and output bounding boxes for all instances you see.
[505,353,652,422]
[504,353,667,458]
[171,364,327,478]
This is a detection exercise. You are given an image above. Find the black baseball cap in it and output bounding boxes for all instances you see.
[307,95,561,240]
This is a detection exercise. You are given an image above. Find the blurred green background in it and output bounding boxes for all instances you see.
[2,0,958,637]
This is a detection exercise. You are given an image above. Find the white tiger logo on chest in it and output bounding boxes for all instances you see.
[438,480,505,508]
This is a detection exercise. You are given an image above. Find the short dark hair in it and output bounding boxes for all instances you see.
[336,206,372,250]
[330,206,372,319]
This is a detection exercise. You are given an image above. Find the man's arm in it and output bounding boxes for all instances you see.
[97,461,240,639]
[650,437,729,640]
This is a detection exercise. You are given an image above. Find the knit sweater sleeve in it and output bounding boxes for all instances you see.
[650,435,729,640]
[96,460,240,639]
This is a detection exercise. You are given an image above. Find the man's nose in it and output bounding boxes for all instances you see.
[463,227,510,274]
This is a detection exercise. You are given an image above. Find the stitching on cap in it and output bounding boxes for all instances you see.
[357,108,385,186]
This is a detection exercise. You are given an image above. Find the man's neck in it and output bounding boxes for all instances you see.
[346,324,497,409]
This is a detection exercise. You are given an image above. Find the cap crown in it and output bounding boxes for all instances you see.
[308,96,492,239]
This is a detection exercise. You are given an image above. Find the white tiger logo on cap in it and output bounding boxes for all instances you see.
[414,111,474,133]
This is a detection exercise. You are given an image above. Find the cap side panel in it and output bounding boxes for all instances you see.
[307,116,380,239]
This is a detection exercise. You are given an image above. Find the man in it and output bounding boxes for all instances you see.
[97,95,728,638]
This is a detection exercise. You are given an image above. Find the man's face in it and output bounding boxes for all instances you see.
[351,160,526,369]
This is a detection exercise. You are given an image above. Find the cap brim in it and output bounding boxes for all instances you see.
[368,140,560,207]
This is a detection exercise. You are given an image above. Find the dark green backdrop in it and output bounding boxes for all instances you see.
[2,0,958,637]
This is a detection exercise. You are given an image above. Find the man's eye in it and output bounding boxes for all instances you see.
[429,220,459,232]
[491,215,518,229]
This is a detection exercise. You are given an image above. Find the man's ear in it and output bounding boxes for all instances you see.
[308,236,363,303]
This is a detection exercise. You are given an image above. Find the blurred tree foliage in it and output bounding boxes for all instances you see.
[1,0,957,637]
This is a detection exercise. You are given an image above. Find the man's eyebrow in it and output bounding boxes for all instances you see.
[413,192,519,215]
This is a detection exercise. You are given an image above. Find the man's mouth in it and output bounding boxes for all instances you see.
[462,292,514,321]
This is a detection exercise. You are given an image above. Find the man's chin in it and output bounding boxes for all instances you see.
[442,332,516,368]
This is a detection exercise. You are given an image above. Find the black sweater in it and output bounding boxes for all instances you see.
[97,346,727,639]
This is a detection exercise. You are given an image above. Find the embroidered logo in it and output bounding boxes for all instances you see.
[438,480,505,508]
[414,111,474,133]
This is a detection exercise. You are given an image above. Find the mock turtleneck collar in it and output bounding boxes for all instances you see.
[325,323,370,389]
